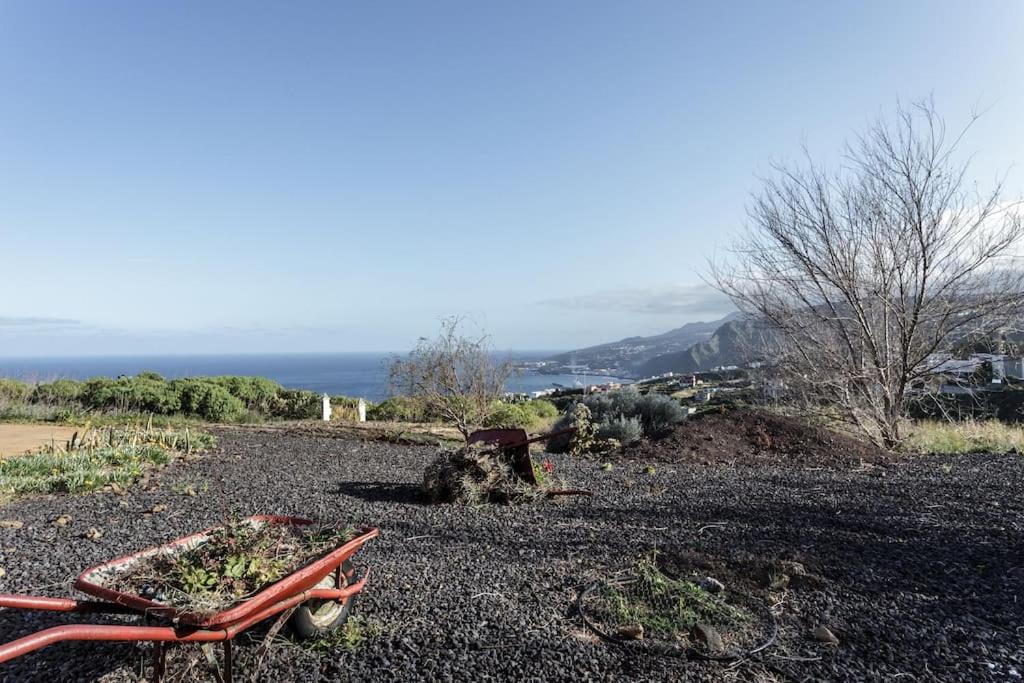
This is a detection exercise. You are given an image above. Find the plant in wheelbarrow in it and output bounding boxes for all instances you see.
[0,516,379,681]
[102,517,367,640]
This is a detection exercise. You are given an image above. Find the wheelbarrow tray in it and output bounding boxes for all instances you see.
[74,515,378,628]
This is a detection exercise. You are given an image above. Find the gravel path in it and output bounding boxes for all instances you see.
[0,427,1021,681]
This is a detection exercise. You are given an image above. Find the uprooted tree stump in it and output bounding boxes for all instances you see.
[422,442,544,504]
[422,427,590,504]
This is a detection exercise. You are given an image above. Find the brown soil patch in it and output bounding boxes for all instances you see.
[0,424,77,457]
[625,408,890,466]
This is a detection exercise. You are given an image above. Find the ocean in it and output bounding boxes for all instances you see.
[0,353,625,402]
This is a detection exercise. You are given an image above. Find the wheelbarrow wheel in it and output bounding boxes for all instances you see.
[290,560,355,639]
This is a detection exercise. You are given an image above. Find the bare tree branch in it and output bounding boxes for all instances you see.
[388,317,512,441]
[712,99,1024,448]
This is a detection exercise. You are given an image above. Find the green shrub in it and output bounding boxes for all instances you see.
[527,399,558,420]
[31,379,84,405]
[548,402,598,454]
[484,402,536,429]
[173,379,245,421]
[597,416,643,444]
[367,396,431,422]
[560,388,684,444]
[0,379,30,403]
[131,377,182,414]
[0,402,63,421]
[635,393,684,437]
[481,399,560,430]
[211,376,283,412]
[79,376,181,414]
[270,389,321,420]
[584,388,640,423]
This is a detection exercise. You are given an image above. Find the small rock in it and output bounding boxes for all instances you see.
[0,566,5,578]
[813,625,839,645]
[780,560,826,589]
[699,577,725,594]
[0,520,24,529]
[84,527,103,541]
[53,515,73,527]
[691,623,724,652]
[146,505,167,515]
[614,624,644,640]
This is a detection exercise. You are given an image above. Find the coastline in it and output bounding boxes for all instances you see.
[0,352,626,403]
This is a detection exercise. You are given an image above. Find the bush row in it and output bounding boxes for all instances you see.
[366,395,559,432]
[483,399,559,430]
[0,374,362,423]
[549,387,685,451]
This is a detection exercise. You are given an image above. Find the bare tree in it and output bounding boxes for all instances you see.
[389,317,513,441]
[713,99,1024,448]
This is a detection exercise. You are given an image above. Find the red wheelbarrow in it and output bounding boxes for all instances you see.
[0,515,378,682]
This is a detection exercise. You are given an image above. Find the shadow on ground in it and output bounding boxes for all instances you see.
[333,481,426,505]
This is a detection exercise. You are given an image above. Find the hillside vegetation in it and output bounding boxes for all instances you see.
[0,374,363,423]
[634,319,759,376]
[549,313,737,373]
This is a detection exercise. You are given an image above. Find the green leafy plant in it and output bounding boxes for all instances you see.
[367,396,431,422]
[568,403,597,455]
[110,520,355,615]
[587,552,750,641]
[598,416,643,445]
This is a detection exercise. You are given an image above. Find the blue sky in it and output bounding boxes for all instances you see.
[2,1,1022,355]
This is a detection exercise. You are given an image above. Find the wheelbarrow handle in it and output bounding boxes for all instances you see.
[0,593,138,615]
[491,426,577,453]
[0,568,372,665]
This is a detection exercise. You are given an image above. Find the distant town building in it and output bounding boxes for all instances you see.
[584,382,623,395]
[695,387,716,403]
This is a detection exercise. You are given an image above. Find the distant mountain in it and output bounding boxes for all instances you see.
[633,318,763,377]
[549,312,740,375]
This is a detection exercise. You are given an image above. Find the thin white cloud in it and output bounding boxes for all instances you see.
[0,316,82,330]
[539,283,733,316]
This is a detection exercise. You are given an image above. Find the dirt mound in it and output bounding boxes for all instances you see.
[624,408,890,466]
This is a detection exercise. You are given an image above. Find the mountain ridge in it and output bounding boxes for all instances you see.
[633,318,757,376]
[548,312,741,375]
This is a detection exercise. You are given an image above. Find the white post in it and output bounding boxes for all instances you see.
[321,393,332,421]
[357,398,367,423]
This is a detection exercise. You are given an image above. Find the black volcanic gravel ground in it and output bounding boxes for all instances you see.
[0,427,1021,682]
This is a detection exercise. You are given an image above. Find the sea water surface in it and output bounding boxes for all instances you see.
[0,353,625,402]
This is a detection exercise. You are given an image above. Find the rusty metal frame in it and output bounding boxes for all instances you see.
[467,426,576,485]
[0,516,378,682]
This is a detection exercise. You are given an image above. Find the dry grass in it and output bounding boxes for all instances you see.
[903,419,1024,454]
